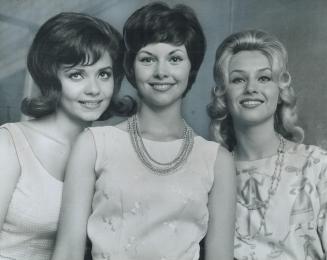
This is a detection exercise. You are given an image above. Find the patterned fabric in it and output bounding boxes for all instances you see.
[0,123,63,260]
[234,143,327,260]
[87,126,219,260]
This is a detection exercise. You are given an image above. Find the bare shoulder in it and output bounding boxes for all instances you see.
[74,129,97,149]
[0,127,20,177]
[0,128,17,158]
[213,145,235,178]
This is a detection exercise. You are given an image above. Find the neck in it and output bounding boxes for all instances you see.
[137,101,185,141]
[44,112,90,146]
[233,120,280,161]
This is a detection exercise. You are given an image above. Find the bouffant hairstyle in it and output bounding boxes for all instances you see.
[207,29,304,150]
[22,12,132,120]
[123,1,206,96]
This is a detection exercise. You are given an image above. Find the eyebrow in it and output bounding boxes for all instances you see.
[138,49,186,56]
[230,67,272,74]
[62,65,113,72]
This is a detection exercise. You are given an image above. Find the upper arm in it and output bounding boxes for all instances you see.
[52,130,97,260]
[317,154,327,255]
[0,128,21,229]
[205,146,236,260]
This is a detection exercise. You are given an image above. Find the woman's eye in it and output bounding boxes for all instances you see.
[231,77,245,84]
[68,72,83,80]
[139,56,155,64]
[169,56,183,64]
[99,71,112,79]
[259,76,271,82]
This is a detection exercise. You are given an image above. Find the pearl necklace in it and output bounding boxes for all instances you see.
[235,135,286,240]
[127,114,194,175]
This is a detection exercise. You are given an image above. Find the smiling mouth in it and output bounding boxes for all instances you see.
[79,100,103,109]
[240,99,264,108]
[149,83,175,92]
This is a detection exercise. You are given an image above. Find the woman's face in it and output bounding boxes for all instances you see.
[225,50,280,128]
[57,51,114,123]
[133,42,191,109]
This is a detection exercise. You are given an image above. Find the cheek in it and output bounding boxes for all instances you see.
[225,88,239,107]
[176,65,191,80]
[268,87,280,105]
[134,65,151,82]
[101,80,115,97]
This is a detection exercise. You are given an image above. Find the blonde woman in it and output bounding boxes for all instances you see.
[208,29,327,259]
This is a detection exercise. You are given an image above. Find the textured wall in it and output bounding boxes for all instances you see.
[0,0,326,147]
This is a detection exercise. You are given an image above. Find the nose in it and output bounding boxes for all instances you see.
[85,78,100,96]
[244,79,258,93]
[154,60,168,79]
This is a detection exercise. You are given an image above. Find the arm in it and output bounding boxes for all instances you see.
[0,128,21,230]
[51,130,96,260]
[205,146,236,260]
[317,157,327,259]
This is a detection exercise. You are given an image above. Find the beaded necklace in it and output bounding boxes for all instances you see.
[235,135,286,240]
[127,114,194,175]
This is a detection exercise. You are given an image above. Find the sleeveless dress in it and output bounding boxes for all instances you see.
[87,126,219,260]
[0,123,63,260]
[234,143,327,260]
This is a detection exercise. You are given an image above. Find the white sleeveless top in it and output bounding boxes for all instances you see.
[87,126,220,260]
[0,123,63,260]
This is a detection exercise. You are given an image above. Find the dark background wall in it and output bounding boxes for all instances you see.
[0,0,326,148]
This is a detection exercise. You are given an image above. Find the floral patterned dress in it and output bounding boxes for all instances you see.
[234,143,327,260]
[87,126,219,260]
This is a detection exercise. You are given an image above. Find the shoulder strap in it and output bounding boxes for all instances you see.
[1,123,32,165]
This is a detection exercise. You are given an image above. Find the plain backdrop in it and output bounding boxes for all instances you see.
[0,0,326,148]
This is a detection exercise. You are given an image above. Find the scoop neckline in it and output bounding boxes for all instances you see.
[16,122,64,184]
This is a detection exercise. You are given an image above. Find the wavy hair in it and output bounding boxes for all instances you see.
[207,29,304,150]
[123,1,206,96]
[22,12,135,120]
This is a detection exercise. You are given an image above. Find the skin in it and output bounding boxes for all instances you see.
[0,52,114,240]
[226,50,280,129]
[52,43,236,260]
[226,50,285,161]
[57,51,114,125]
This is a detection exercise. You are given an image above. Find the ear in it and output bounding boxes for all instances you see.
[279,71,291,90]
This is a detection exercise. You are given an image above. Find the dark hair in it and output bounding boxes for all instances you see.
[22,12,134,119]
[123,1,206,96]
[207,29,304,150]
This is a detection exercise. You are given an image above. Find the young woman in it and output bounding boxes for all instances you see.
[0,12,128,260]
[52,2,236,260]
[208,29,327,259]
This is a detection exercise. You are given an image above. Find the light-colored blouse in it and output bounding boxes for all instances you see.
[234,143,327,260]
[87,126,219,260]
[0,123,63,260]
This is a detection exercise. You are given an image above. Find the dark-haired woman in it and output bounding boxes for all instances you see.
[0,12,129,260]
[52,2,236,260]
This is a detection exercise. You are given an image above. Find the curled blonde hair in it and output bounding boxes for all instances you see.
[207,29,304,150]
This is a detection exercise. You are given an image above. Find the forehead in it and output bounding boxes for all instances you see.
[228,50,271,72]
[138,42,187,54]
[58,51,113,74]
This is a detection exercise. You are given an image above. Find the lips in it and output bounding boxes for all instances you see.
[149,82,175,92]
[79,100,103,109]
[239,98,264,108]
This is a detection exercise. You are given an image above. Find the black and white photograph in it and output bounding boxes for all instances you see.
[0,0,326,259]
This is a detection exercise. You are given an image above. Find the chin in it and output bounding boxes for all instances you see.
[79,111,106,123]
[237,114,275,127]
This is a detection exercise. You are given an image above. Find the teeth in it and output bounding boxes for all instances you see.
[151,84,173,91]
[243,101,261,105]
[241,100,262,107]
[79,100,101,108]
